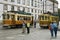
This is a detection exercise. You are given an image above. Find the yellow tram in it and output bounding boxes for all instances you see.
[38,14,59,28]
[3,11,33,28]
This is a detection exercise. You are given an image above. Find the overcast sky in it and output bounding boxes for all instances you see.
[57,0,60,8]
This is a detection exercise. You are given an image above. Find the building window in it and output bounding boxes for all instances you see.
[35,2,37,7]
[31,9,33,12]
[41,0,42,1]
[41,11,43,13]
[11,0,14,2]
[4,0,7,1]
[22,0,25,5]
[17,7,20,11]
[27,8,30,12]
[38,10,39,13]
[27,0,30,6]
[11,6,14,11]
[31,0,33,6]
[7,14,10,19]
[35,9,37,13]
[22,7,25,12]
[39,10,41,13]
[3,4,8,10]
[17,0,21,4]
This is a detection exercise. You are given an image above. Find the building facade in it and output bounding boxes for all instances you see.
[0,0,58,22]
[43,0,58,14]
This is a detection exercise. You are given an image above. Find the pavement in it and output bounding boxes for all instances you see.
[24,29,60,40]
[0,28,60,40]
[0,23,60,40]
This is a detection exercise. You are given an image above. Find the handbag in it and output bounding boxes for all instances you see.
[48,25,52,30]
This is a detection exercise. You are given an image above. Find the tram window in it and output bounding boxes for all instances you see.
[24,17,27,20]
[27,17,30,20]
[24,17,31,20]
[17,16,19,20]
[11,15,15,20]
[3,14,6,19]
[38,16,41,20]
[45,16,47,20]
[41,16,44,20]
[48,17,49,20]
[19,16,23,20]
[55,18,57,20]
[52,17,54,21]
[7,14,10,19]
[20,18,23,20]
[40,17,41,20]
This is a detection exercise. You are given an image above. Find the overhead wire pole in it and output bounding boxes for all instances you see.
[43,0,47,13]
[53,0,54,14]
[43,0,44,13]
[45,0,47,13]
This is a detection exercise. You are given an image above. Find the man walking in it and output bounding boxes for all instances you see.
[27,22,30,34]
[34,21,36,28]
[53,22,58,37]
[49,22,58,38]
[22,21,26,33]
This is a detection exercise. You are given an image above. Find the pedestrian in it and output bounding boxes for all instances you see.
[22,21,26,33]
[49,22,58,38]
[27,22,30,34]
[34,21,36,28]
[53,22,58,37]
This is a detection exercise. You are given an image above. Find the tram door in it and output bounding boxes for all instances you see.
[11,15,15,25]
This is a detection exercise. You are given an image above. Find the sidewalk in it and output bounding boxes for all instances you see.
[24,30,60,40]
[0,24,60,40]
[1,28,60,40]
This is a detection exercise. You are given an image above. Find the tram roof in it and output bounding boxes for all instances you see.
[7,11,31,15]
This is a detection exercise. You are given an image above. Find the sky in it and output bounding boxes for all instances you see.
[57,0,60,8]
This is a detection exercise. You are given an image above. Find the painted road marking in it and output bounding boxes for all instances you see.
[6,37,15,39]
[18,35,25,37]
[6,35,25,39]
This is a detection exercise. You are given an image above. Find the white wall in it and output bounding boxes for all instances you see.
[58,22,60,29]
[46,0,53,13]
[54,3,58,13]
[0,4,3,20]
[0,0,58,21]
[0,4,3,24]
[0,0,3,2]
[8,5,11,11]
[14,6,17,11]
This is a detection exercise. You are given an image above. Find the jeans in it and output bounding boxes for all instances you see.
[50,29,53,37]
[27,27,30,34]
[50,27,57,37]
[54,27,57,37]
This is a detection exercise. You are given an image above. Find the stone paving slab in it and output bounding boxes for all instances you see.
[23,30,60,40]
[0,27,60,40]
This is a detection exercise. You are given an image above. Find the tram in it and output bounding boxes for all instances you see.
[38,14,59,28]
[2,11,33,28]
